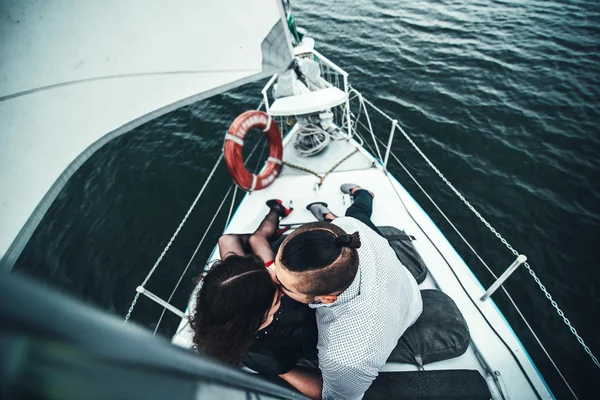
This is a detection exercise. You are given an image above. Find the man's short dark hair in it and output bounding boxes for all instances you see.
[279,223,361,295]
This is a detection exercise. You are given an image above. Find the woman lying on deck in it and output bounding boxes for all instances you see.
[189,199,317,377]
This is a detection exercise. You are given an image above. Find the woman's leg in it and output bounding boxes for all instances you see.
[345,189,384,237]
[217,234,250,259]
[249,207,282,264]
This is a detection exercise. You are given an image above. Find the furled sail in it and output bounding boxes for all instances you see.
[0,0,294,269]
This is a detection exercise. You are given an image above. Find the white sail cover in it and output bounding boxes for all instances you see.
[0,0,293,268]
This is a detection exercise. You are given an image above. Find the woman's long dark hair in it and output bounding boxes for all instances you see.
[189,254,276,365]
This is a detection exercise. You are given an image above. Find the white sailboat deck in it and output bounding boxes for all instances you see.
[173,131,552,400]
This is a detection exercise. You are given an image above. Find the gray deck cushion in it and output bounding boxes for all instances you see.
[364,370,490,400]
[388,289,470,367]
[378,226,427,284]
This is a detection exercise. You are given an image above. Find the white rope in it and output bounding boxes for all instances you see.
[293,122,331,156]
[153,184,234,334]
[124,153,224,323]
[223,185,238,231]
[350,89,384,163]
[379,140,580,399]
[347,98,380,158]
[354,90,599,373]
[129,100,268,326]
[148,136,265,329]
[393,122,599,372]
[346,107,376,156]
[355,98,585,396]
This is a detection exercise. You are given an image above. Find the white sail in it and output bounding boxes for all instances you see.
[0,0,293,268]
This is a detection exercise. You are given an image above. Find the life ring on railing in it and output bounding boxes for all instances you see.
[224,110,283,191]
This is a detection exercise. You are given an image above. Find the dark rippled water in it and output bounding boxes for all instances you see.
[14,0,600,397]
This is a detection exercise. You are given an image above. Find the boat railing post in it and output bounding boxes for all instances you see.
[136,286,187,319]
[263,92,270,113]
[480,255,527,301]
[261,74,278,114]
[383,119,397,170]
[344,75,352,139]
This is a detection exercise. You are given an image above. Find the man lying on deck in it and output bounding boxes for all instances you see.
[269,184,423,400]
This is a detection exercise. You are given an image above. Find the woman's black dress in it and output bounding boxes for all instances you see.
[243,295,318,375]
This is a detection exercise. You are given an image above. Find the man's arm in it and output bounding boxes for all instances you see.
[319,360,378,400]
[279,367,323,400]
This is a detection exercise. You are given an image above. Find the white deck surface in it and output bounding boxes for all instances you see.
[173,132,552,400]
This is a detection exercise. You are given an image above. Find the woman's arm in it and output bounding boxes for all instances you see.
[279,367,323,400]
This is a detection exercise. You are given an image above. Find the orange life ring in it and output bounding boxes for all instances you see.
[224,110,283,191]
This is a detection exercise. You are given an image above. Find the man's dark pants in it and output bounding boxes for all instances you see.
[345,189,383,237]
